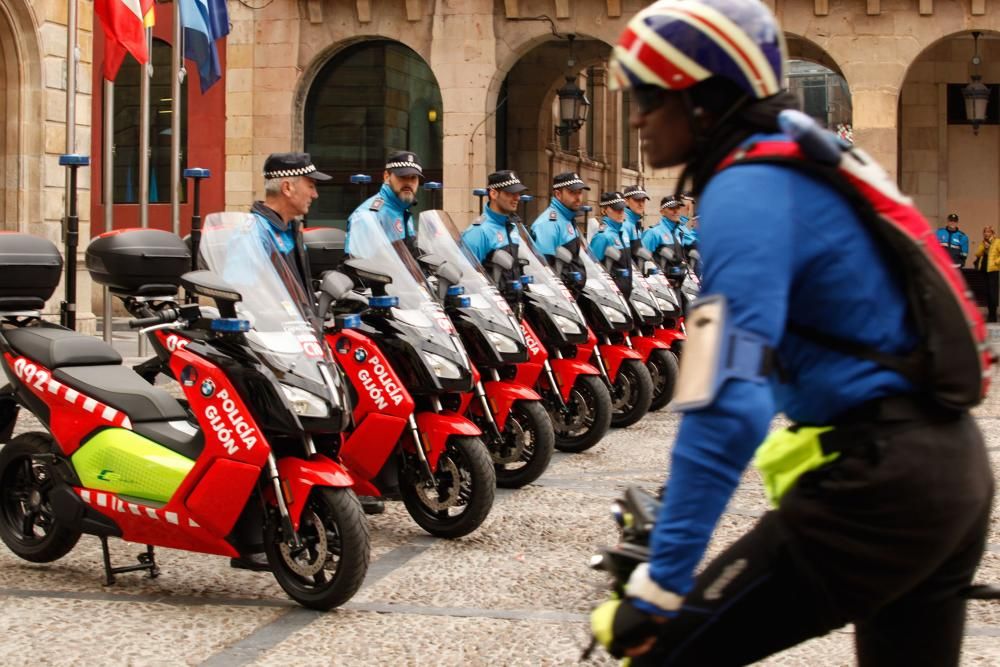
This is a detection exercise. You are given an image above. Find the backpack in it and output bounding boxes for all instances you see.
[716,110,993,410]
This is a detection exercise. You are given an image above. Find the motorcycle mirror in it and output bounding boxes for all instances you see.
[417,253,446,273]
[342,258,393,286]
[436,260,463,287]
[688,249,701,262]
[488,249,515,271]
[319,270,355,301]
[634,247,653,262]
[658,246,676,262]
[180,270,242,317]
[604,246,622,262]
[555,246,573,263]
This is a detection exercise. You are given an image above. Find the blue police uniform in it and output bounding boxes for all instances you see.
[640,216,689,256]
[638,134,917,609]
[530,197,580,257]
[345,182,415,255]
[623,208,643,252]
[590,216,627,260]
[679,215,699,245]
[936,226,969,266]
[462,205,521,264]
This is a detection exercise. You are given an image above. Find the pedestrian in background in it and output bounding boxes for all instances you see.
[975,226,999,322]
[937,213,969,267]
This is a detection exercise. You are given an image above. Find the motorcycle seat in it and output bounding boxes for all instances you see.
[5,326,122,369]
[132,419,204,460]
[53,365,187,423]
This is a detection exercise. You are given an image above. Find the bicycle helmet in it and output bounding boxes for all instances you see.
[609,0,787,99]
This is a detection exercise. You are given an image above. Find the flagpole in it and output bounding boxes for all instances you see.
[170,0,182,234]
[63,0,78,327]
[103,78,115,344]
[139,27,152,229]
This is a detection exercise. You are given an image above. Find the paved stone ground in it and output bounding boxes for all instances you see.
[0,331,997,665]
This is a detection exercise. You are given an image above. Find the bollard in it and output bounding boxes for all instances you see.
[183,168,211,304]
[424,181,442,210]
[59,154,90,330]
[473,188,488,213]
[350,173,372,207]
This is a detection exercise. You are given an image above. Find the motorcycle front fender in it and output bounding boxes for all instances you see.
[414,412,481,471]
[597,344,643,382]
[548,358,601,402]
[276,455,354,531]
[629,336,670,364]
[481,380,541,430]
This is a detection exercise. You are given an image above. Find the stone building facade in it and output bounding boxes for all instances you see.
[3,0,1000,318]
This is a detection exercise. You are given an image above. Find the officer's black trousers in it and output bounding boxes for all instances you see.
[634,398,994,667]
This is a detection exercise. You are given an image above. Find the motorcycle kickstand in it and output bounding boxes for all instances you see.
[100,537,160,586]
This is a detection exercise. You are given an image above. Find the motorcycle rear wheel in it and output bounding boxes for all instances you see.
[265,487,370,610]
[551,374,613,453]
[647,349,679,412]
[400,436,495,538]
[609,359,653,428]
[493,400,555,489]
[0,432,81,563]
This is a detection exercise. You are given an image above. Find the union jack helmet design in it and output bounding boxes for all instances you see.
[609,0,787,100]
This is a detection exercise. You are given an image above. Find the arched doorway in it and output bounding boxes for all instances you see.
[304,40,444,229]
[785,34,852,141]
[495,37,614,222]
[899,31,1000,239]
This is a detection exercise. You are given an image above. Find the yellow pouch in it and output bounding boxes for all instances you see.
[753,426,839,507]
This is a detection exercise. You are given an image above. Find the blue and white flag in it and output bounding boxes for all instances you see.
[180,0,229,93]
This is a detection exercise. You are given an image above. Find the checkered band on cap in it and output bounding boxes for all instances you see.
[554,174,586,189]
[600,194,626,207]
[385,160,423,172]
[264,164,319,179]
[660,197,683,210]
[490,175,523,190]
[624,187,649,199]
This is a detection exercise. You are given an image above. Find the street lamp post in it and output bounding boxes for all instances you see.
[962,32,992,135]
[555,75,591,137]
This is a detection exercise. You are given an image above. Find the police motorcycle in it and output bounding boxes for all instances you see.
[512,222,613,453]
[414,210,555,489]
[304,212,496,538]
[634,251,687,360]
[557,237,653,429]
[0,220,370,610]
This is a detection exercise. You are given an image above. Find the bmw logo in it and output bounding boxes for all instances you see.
[354,348,367,363]
[200,379,216,397]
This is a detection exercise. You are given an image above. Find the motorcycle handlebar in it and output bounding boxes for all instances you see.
[128,308,179,329]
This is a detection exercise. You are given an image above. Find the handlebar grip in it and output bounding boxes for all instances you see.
[128,308,179,328]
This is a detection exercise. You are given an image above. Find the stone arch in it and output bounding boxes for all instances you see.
[297,38,443,228]
[785,32,852,135]
[0,0,43,233]
[898,30,1000,237]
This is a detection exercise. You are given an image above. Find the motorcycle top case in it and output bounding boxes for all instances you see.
[86,228,190,294]
[0,233,63,308]
[302,227,345,279]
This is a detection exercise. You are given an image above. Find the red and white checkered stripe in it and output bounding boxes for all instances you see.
[9,355,132,429]
[78,489,201,528]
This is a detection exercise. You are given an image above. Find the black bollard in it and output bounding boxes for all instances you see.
[183,168,211,303]
[424,181,442,210]
[59,154,90,330]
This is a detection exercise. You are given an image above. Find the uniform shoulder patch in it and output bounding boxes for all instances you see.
[549,210,557,221]
[369,197,384,212]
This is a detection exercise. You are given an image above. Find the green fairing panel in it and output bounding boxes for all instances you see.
[72,428,195,503]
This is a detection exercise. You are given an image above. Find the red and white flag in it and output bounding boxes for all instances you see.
[94,0,156,81]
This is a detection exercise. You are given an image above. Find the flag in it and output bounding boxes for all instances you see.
[95,0,155,81]
[180,0,229,93]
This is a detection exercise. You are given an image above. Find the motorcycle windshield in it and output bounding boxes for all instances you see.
[416,210,523,341]
[514,221,587,324]
[347,210,464,353]
[197,212,336,391]
[578,243,632,316]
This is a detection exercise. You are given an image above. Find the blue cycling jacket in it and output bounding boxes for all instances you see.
[345,182,415,255]
[637,134,917,614]
[936,227,969,265]
[530,197,580,257]
[462,205,521,264]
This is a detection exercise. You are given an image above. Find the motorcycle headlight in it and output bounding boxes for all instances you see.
[552,313,582,335]
[422,351,463,379]
[634,300,656,317]
[279,384,330,417]
[656,297,677,312]
[485,330,520,354]
[600,304,627,324]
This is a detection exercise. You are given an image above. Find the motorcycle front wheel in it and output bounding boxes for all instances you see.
[0,432,80,563]
[609,359,654,428]
[646,349,679,412]
[492,399,555,489]
[550,374,613,453]
[265,487,370,610]
[400,436,495,539]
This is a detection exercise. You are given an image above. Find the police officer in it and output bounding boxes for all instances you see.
[622,185,650,250]
[640,196,690,261]
[462,170,527,293]
[346,151,423,256]
[247,152,331,295]
[937,213,969,267]
[530,171,590,281]
[590,191,632,297]
[590,1,993,664]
